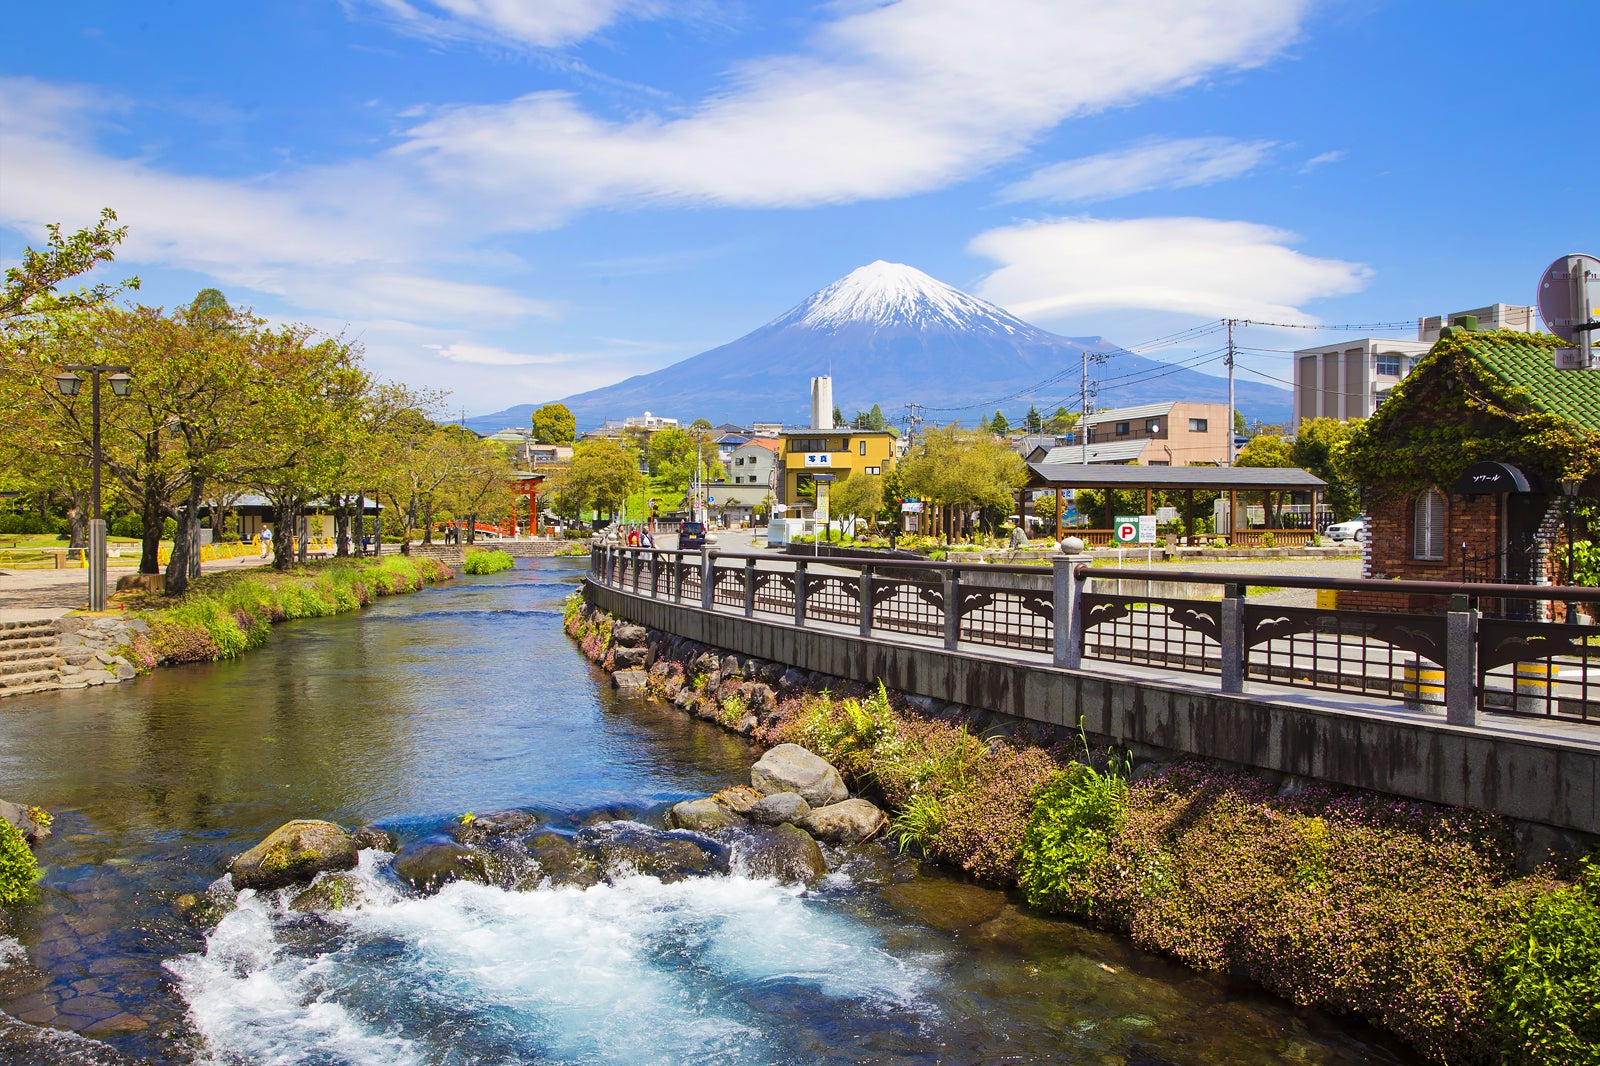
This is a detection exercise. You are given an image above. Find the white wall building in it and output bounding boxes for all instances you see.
[1292,304,1536,430]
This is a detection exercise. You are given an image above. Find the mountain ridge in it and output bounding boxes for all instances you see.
[466,261,1290,434]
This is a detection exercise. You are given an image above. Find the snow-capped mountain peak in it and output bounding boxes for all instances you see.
[769,260,1031,335]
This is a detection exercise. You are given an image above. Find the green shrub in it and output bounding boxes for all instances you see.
[1493,854,1600,1063]
[462,548,515,575]
[1017,756,1130,918]
[0,817,39,906]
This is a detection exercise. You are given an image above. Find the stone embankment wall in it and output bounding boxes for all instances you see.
[54,616,142,688]
[407,539,572,565]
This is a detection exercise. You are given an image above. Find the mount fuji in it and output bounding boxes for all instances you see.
[467,262,1290,433]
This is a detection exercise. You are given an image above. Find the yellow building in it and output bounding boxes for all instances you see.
[777,429,897,512]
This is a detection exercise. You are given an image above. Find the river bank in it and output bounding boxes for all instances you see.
[567,596,1600,1065]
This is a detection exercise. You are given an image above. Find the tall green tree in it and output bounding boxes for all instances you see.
[990,410,1011,436]
[899,425,1026,541]
[1291,417,1363,520]
[1044,406,1078,434]
[829,471,883,534]
[531,402,576,443]
[549,438,642,522]
[1025,405,1042,433]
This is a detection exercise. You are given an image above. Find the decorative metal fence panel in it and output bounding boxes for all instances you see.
[710,564,745,609]
[1243,605,1448,705]
[873,576,945,640]
[1477,618,1599,722]
[751,569,796,617]
[1080,594,1221,673]
[803,573,862,626]
[957,584,1053,652]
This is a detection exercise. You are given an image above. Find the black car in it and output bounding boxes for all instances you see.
[679,521,707,549]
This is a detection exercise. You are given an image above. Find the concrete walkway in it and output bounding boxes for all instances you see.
[0,554,276,618]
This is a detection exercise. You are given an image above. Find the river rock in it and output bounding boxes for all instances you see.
[351,825,398,852]
[290,871,374,914]
[230,820,358,891]
[743,683,776,717]
[613,646,647,669]
[612,668,648,697]
[575,823,729,883]
[778,668,808,691]
[712,785,763,814]
[751,745,848,806]
[448,808,540,846]
[391,841,491,893]
[519,830,601,889]
[720,654,741,678]
[0,800,49,845]
[612,622,648,647]
[667,798,744,832]
[732,825,829,884]
[747,792,811,827]
[801,799,888,844]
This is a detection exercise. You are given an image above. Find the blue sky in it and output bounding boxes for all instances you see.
[3,1,1593,422]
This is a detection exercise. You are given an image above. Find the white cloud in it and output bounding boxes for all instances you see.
[351,0,656,48]
[427,341,571,366]
[1300,149,1346,172]
[971,216,1371,323]
[1003,137,1275,204]
[396,0,1310,213]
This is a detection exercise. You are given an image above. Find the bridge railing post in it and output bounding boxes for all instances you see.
[701,547,715,611]
[943,568,960,650]
[650,550,660,598]
[674,555,685,603]
[859,565,873,638]
[1219,582,1246,694]
[794,560,808,627]
[744,558,756,618]
[630,548,641,593]
[1446,599,1479,726]
[1053,554,1089,669]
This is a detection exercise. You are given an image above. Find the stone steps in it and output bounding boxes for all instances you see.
[0,620,63,696]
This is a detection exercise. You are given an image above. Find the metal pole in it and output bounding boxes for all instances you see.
[89,369,106,611]
[1567,493,1578,624]
[1226,318,1237,467]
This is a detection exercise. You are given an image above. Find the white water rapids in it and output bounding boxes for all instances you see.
[169,850,932,1066]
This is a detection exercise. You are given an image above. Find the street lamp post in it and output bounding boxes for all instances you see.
[1561,479,1583,625]
[53,365,133,611]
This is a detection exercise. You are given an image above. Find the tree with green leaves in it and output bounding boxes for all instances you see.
[549,438,643,523]
[1235,434,1293,468]
[1044,406,1078,434]
[1025,405,1042,433]
[899,425,1026,540]
[1234,409,1248,436]
[829,471,883,535]
[648,427,724,500]
[1290,417,1363,520]
[531,402,576,443]
[990,410,1010,436]
[1,208,138,326]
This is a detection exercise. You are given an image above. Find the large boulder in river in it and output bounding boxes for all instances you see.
[290,871,375,914]
[666,798,743,832]
[802,799,889,844]
[751,745,848,807]
[230,820,358,891]
[575,823,729,883]
[732,825,829,884]
[747,792,811,827]
[391,840,491,893]
[612,622,648,647]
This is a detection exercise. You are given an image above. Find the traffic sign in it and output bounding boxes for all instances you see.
[1113,515,1139,544]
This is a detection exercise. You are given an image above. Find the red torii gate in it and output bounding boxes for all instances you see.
[511,474,545,537]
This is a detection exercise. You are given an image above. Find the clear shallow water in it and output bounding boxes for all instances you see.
[0,560,1419,1065]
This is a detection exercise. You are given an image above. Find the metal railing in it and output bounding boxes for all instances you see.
[589,546,1600,727]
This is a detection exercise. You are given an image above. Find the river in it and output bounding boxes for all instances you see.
[0,559,1417,1065]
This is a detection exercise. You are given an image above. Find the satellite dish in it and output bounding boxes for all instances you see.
[1536,254,1600,369]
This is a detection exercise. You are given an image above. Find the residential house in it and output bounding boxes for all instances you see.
[1031,402,1229,466]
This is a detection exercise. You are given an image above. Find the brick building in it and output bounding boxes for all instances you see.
[1343,327,1600,615]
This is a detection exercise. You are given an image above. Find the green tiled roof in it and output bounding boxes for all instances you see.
[1460,331,1600,432]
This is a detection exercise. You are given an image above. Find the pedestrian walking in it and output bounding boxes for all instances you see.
[259,526,273,558]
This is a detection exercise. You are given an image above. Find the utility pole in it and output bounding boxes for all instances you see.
[1225,318,1238,467]
[1080,347,1090,464]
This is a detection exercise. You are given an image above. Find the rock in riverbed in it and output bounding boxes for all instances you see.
[230,820,358,891]
[750,744,848,806]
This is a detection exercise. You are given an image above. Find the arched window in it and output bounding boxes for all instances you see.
[1412,488,1447,561]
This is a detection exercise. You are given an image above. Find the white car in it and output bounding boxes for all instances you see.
[1325,519,1366,542]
